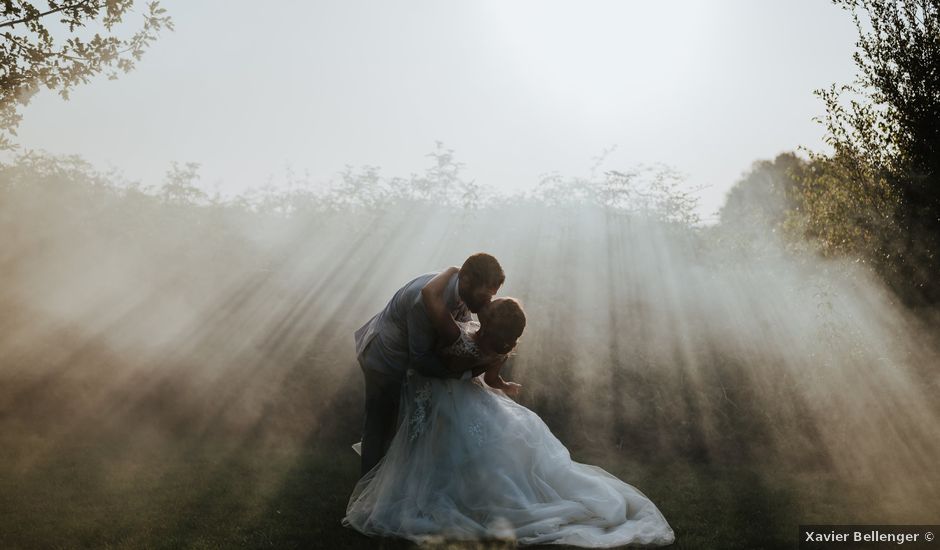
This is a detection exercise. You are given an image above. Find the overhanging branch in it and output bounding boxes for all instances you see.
[0,1,101,30]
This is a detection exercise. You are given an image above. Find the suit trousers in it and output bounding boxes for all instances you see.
[359,362,403,477]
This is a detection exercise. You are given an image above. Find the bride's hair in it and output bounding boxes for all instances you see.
[480,297,526,355]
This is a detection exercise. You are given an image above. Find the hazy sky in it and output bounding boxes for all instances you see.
[13,0,859,223]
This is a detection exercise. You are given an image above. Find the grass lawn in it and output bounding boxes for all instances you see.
[0,424,884,550]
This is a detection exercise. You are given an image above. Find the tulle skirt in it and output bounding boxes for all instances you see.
[343,369,676,547]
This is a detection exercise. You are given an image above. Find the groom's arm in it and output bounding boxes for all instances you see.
[406,299,462,379]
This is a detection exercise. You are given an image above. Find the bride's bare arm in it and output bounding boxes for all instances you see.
[483,357,522,397]
[421,266,461,347]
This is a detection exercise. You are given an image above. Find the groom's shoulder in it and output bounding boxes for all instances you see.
[395,271,440,299]
[407,271,441,288]
[395,271,440,307]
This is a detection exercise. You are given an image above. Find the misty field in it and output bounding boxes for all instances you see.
[2,153,939,549]
[0,417,882,549]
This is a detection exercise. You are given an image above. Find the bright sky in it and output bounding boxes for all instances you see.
[13,0,859,223]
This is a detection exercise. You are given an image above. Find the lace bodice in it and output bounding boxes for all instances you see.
[439,320,482,359]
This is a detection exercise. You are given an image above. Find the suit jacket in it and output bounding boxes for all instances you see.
[355,271,470,380]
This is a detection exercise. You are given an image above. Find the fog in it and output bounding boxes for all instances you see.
[2,151,938,530]
[9,0,861,224]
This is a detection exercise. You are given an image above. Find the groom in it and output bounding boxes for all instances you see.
[354,253,505,476]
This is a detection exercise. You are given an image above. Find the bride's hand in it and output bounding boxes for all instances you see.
[502,382,522,397]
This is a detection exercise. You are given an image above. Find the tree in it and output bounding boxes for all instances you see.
[718,152,804,231]
[821,0,939,202]
[801,0,939,304]
[0,1,173,150]
[783,152,904,269]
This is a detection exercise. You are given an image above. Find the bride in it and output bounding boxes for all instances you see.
[343,267,676,547]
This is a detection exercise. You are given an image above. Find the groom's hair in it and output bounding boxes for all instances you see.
[460,253,505,289]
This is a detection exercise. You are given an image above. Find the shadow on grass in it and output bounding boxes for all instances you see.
[251,439,831,550]
[0,416,882,550]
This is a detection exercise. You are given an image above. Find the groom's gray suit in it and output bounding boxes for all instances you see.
[354,270,470,476]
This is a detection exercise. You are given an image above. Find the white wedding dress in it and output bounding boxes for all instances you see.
[343,321,675,547]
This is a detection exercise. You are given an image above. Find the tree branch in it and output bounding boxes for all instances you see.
[0,1,101,29]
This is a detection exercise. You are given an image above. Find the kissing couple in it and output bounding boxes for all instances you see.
[343,253,675,547]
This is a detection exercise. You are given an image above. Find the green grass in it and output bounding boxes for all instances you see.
[0,428,885,550]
